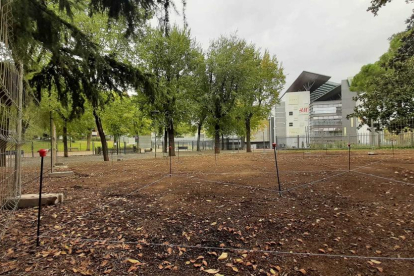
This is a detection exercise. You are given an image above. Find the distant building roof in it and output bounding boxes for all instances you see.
[286,71,331,93]
[311,81,341,103]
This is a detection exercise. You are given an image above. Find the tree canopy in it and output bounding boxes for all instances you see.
[351,30,414,132]
[13,0,157,114]
[350,1,414,132]
[14,0,286,157]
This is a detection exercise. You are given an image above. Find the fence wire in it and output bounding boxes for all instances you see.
[0,0,23,239]
[275,118,414,150]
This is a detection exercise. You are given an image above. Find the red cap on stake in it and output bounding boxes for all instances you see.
[272,143,277,149]
[38,149,48,157]
[348,143,351,148]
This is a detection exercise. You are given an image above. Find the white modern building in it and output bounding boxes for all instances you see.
[269,71,360,149]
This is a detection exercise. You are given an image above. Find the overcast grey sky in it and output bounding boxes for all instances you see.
[168,0,413,90]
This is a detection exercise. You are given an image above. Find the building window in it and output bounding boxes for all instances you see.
[289,122,293,127]
[289,111,293,116]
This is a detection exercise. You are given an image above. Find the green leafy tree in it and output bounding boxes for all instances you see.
[138,26,201,156]
[351,33,414,132]
[67,105,95,151]
[367,1,414,65]
[351,59,414,132]
[12,0,160,161]
[368,0,414,16]
[205,35,255,154]
[186,50,209,151]
[101,94,135,153]
[238,50,285,152]
[129,96,153,142]
[22,97,51,140]
[42,88,86,157]
[100,94,151,151]
[352,0,414,130]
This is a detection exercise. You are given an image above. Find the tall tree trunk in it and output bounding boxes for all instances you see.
[0,118,9,167]
[93,110,109,161]
[214,123,220,154]
[63,121,69,157]
[51,117,57,164]
[116,135,119,155]
[163,128,168,153]
[119,137,121,154]
[241,136,245,150]
[221,134,224,150]
[246,118,252,153]
[168,118,175,156]
[197,123,202,151]
[0,141,6,167]
[86,132,92,151]
[136,134,139,152]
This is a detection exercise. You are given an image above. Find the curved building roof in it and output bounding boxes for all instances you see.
[283,71,341,103]
[286,71,331,93]
[311,81,341,103]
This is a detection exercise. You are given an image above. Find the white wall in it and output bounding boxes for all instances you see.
[284,91,310,147]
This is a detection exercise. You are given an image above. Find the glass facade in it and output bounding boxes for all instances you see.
[310,101,343,137]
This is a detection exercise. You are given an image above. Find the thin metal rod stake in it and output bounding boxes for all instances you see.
[348,144,351,172]
[273,145,281,197]
[36,157,44,246]
[169,146,172,177]
[50,111,53,172]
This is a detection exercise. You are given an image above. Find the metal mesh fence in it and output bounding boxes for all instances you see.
[276,119,414,150]
[151,140,216,152]
[0,0,23,238]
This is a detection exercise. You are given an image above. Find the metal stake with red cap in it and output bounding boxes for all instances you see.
[272,143,282,197]
[36,149,47,246]
[348,143,351,172]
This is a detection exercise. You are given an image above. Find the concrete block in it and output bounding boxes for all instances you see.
[49,171,74,178]
[5,193,64,209]
[55,162,65,166]
[368,152,377,155]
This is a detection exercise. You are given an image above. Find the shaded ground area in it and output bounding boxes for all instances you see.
[1,150,414,275]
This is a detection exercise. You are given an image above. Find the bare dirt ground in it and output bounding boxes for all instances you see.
[1,149,414,276]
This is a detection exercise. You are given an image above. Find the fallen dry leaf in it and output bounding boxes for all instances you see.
[203,268,220,274]
[218,252,228,260]
[126,259,142,265]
